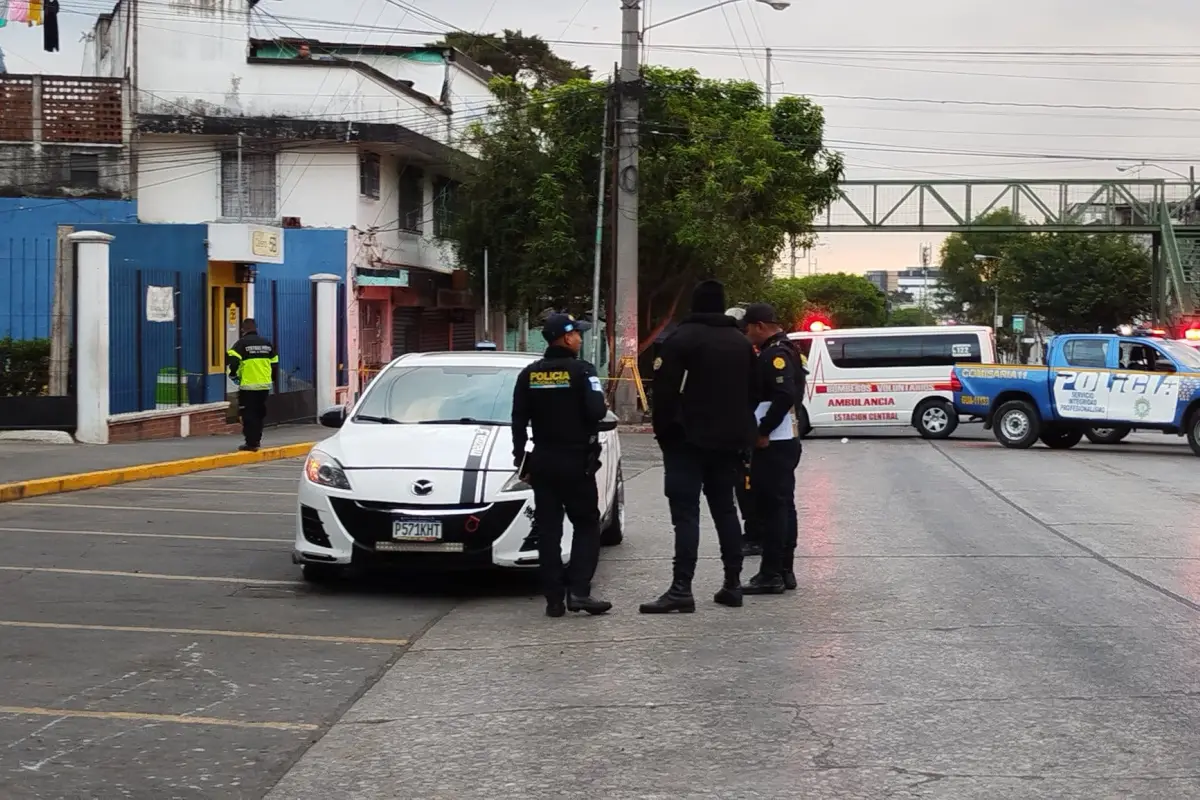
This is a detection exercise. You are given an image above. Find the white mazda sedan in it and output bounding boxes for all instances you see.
[294,350,624,582]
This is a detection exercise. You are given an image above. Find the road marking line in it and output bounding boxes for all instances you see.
[102,486,291,496]
[0,566,298,585]
[0,705,318,732]
[11,502,291,516]
[0,620,408,646]
[0,442,316,503]
[0,527,289,544]
[173,475,300,482]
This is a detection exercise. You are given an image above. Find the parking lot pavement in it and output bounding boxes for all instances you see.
[266,430,1200,800]
[0,456,466,800]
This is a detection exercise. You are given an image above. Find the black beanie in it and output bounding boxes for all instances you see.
[691,279,726,313]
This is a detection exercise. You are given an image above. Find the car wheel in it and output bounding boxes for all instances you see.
[1084,426,1131,445]
[1039,427,1083,449]
[301,563,345,584]
[796,405,812,439]
[915,399,958,440]
[993,400,1041,449]
[601,466,624,547]
[1187,412,1200,457]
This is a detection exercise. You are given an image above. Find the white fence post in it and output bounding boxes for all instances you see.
[70,231,114,444]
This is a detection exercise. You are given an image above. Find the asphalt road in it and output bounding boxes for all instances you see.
[3,426,1200,798]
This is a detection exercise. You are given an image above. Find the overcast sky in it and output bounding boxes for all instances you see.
[7,0,1200,273]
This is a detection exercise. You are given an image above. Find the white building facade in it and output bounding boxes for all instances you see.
[84,0,494,397]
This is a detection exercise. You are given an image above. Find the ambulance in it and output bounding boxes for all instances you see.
[788,324,997,439]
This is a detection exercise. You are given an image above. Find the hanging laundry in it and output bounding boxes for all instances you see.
[8,0,28,24]
[0,1,8,28]
[43,0,57,51]
[29,0,41,25]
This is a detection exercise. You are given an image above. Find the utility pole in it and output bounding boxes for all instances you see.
[614,0,641,421]
[765,47,772,105]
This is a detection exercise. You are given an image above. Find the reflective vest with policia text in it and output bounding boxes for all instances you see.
[227,334,279,391]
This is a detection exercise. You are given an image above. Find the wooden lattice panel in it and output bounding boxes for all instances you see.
[0,78,34,142]
[41,77,123,144]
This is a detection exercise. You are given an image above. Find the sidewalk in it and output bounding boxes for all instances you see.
[0,424,326,484]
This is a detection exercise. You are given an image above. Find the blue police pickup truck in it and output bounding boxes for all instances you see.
[952,329,1200,454]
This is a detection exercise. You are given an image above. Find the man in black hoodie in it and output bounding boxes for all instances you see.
[640,280,759,614]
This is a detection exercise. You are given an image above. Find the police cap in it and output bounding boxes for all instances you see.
[542,312,593,343]
[742,303,780,326]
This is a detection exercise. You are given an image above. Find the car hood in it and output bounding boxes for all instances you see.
[330,422,517,470]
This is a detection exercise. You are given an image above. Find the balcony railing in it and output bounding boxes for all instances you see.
[0,75,125,145]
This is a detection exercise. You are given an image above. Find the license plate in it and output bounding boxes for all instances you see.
[392,518,442,542]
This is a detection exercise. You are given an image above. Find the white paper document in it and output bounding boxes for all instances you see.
[755,401,797,441]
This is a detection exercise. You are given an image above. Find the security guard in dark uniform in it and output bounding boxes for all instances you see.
[512,313,613,618]
[741,303,802,594]
[226,318,279,453]
[726,306,763,557]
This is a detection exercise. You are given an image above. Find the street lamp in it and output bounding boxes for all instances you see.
[613,0,791,420]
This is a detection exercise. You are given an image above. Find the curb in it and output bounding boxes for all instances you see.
[0,442,317,504]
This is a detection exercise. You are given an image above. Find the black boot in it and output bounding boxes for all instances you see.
[567,594,613,615]
[743,572,786,595]
[546,599,566,617]
[741,539,763,557]
[782,571,798,591]
[713,573,743,608]
[639,579,696,614]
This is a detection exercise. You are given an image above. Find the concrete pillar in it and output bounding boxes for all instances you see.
[70,231,114,444]
[310,273,340,414]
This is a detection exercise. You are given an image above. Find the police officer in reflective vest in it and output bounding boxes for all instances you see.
[226,318,278,453]
[741,303,802,594]
[512,313,613,618]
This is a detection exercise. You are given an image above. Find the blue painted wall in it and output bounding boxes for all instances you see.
[0,198,137,339]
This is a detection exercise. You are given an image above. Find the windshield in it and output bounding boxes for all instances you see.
[352,364,519,425]
[1159,340,1200,371]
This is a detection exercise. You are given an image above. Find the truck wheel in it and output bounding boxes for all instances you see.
[914,399,958,439]
[1040,428,1083,449]
[1187,412,1200,457]
[1084,427,1130,445]
[993,400,1041,449]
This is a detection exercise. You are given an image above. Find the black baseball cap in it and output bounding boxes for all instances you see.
[742,303,780,325]
[542,312,593,343]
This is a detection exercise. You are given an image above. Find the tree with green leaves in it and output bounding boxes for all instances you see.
[791,273,886,328]
[432,30,592,88]
[937,208,1029,323]
[886,306,937,327]
[450,66,843,352]
[997,233,1152,332]
[758,278,808,330]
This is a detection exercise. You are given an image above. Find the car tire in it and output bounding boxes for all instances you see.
[914,398,958,439]
[1187,411,1200,457]
[1084,426,1131,445]
[796,405,812,439]
[1039,427,1084,449]
[600,467,625,547]
[301,563,345,584]
[993,400,1041,449]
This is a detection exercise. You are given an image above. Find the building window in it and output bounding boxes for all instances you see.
[359,152,380,199]
[825,333,981,370]
[68,153,100,189]
[220,150,277,219]
[397,166,424,232]
[432,176,458,239]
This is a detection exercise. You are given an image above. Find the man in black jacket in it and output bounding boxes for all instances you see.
[640,281,758,614]
[512,313,612,618]
[742,303,803,594]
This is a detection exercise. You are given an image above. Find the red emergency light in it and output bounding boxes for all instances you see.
[800,313,833,333]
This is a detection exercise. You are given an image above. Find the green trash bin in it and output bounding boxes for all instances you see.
[155,367,188,409]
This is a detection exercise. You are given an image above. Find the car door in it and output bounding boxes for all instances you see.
[1107,340,1180,424]
[1051,337,1113,421]
[595,411,618,516]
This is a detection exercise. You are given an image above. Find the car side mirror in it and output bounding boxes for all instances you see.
[1156,361,1177,373]
[597,410,619,433]
[319,405,346,429]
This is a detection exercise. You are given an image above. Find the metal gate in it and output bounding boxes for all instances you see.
[264,278,317,424]
[0,232,76,432]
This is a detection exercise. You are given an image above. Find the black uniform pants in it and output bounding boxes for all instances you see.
[782,440,802,573]
[238,389,269,448]
[751,438,801,578]
[661,443,744,584]
[530,450,602,601]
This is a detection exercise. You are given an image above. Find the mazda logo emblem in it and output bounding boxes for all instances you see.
[411,480,433,496]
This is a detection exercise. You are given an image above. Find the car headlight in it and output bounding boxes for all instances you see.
[304,450,352,490]
[500,471,531,493]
